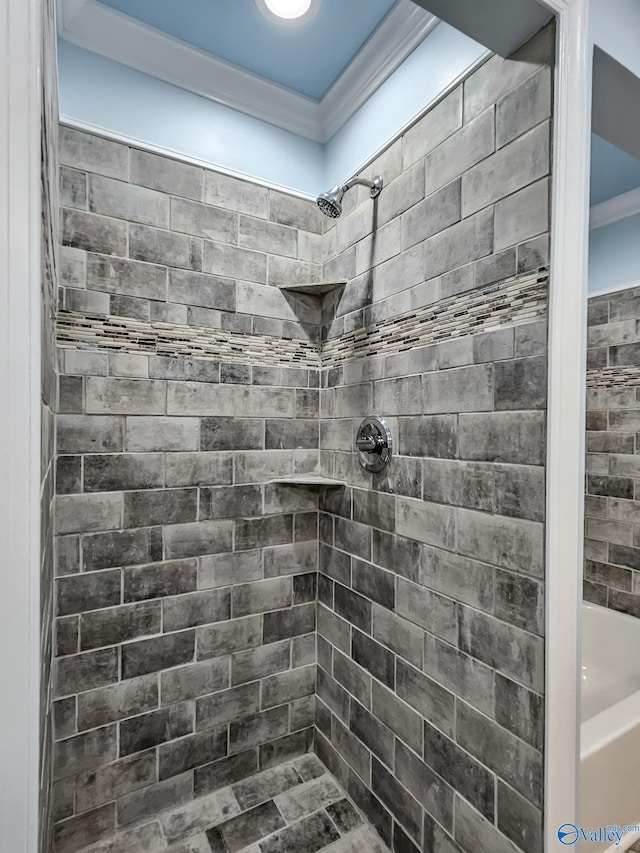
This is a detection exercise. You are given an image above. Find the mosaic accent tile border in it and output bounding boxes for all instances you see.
[56,270,549,370]
[56,310,320,368]
[323,270,549,367]
[587,366,640,389]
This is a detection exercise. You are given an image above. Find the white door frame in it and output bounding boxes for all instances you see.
[540,0,591,849]
[0,0,43,851]
[0,0,592,849]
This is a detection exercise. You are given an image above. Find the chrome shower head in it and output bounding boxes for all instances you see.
[317,186,345,218]
[316,175,383,219]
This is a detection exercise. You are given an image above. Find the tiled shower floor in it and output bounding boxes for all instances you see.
[80,754,391,853]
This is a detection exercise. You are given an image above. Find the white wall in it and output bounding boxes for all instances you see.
[589,214,640,294]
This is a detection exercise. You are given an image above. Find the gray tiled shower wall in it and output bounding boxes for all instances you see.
[52,129,325,853]
[52,20,553,853]
[41,0,59,848]
[584,287,640,619]
[316,24,552,853]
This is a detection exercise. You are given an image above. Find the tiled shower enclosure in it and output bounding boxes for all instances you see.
[51,23,553,853]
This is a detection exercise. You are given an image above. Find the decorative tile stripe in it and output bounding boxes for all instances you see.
[56,310,320,368]
[587,365,640,388]
[56,269,549,370]
[322,270,549,366]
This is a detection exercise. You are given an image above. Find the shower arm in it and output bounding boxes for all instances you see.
[342,176,384,199]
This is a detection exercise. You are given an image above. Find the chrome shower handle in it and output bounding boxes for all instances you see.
[356,434,385,453]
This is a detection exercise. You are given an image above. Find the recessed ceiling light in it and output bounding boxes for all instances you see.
[256,0,321,26]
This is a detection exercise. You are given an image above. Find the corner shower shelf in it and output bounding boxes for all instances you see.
[277,281,347,297]
[268,475,347,487]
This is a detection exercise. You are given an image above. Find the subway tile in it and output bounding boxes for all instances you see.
[423,720,495,821]
[80,601,161,650]
[457,701,542,806]
[459,606,543,692]
[130,224,202,270]
[403,86,462,169]
[425,109,495,195]
[75,750,157,813]
[87,253,167,300]
[168,269,236,312]
[82,527,163,570]
[124,488,197,527]
[78,675,158,730]
[372,605,422,668]
[494,179,549,252]
[232,640,290,686]
[263,603,316,643]
[171,196,237,243]
[124,559,198,603]
[352,630,395,689]
[119,702,194,756]
[204,242,266,284]
[462,122,549,217]
[61,209,127,256]
[423,363,493,414]
[90,174,169,228]
[126,417,200,452]
[421,545,494,611]
[395,740,456,832]
[497,780,543,853]
[60,126,129,179]
[54,724,117,780]
[86,377,165,416]
[396,497,456,551]
[161,658,230,705]
[163,588,231,631]
[53,804,116,853]
[454,795,521,853]
[56,568,121,617]
[261,665,316,709]
[194,750,259,797]
[159,727,228,780]
[456,508,544,578]
[165,451,233,487]
[199,549,262,590]
[232,578,292,618]
[117,773,193,828]
[131,149,203,199]
[371,758,423,845]
[122,630,195,679]
[164,520,234,559]
[459,411,546,465]
[55,648,119,698]
[423,208,494,282]
[424,631,495,716]
[229,706,289,753]
[198,615,262,659]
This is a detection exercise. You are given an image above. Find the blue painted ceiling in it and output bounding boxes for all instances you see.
[95,0,398,100]
[591,133,640,206]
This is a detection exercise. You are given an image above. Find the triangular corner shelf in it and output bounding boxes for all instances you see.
[277,281,347,297]
[268,475,347,487]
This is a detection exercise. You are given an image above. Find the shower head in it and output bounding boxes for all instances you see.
[316,175,383,219]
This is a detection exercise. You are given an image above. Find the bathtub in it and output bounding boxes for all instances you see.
[580,603,640,852]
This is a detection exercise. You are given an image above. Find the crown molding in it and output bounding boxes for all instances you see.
[57,0,438,144]
[56,0,88,34]
[319,2,438,140]
[590,186,640,230]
